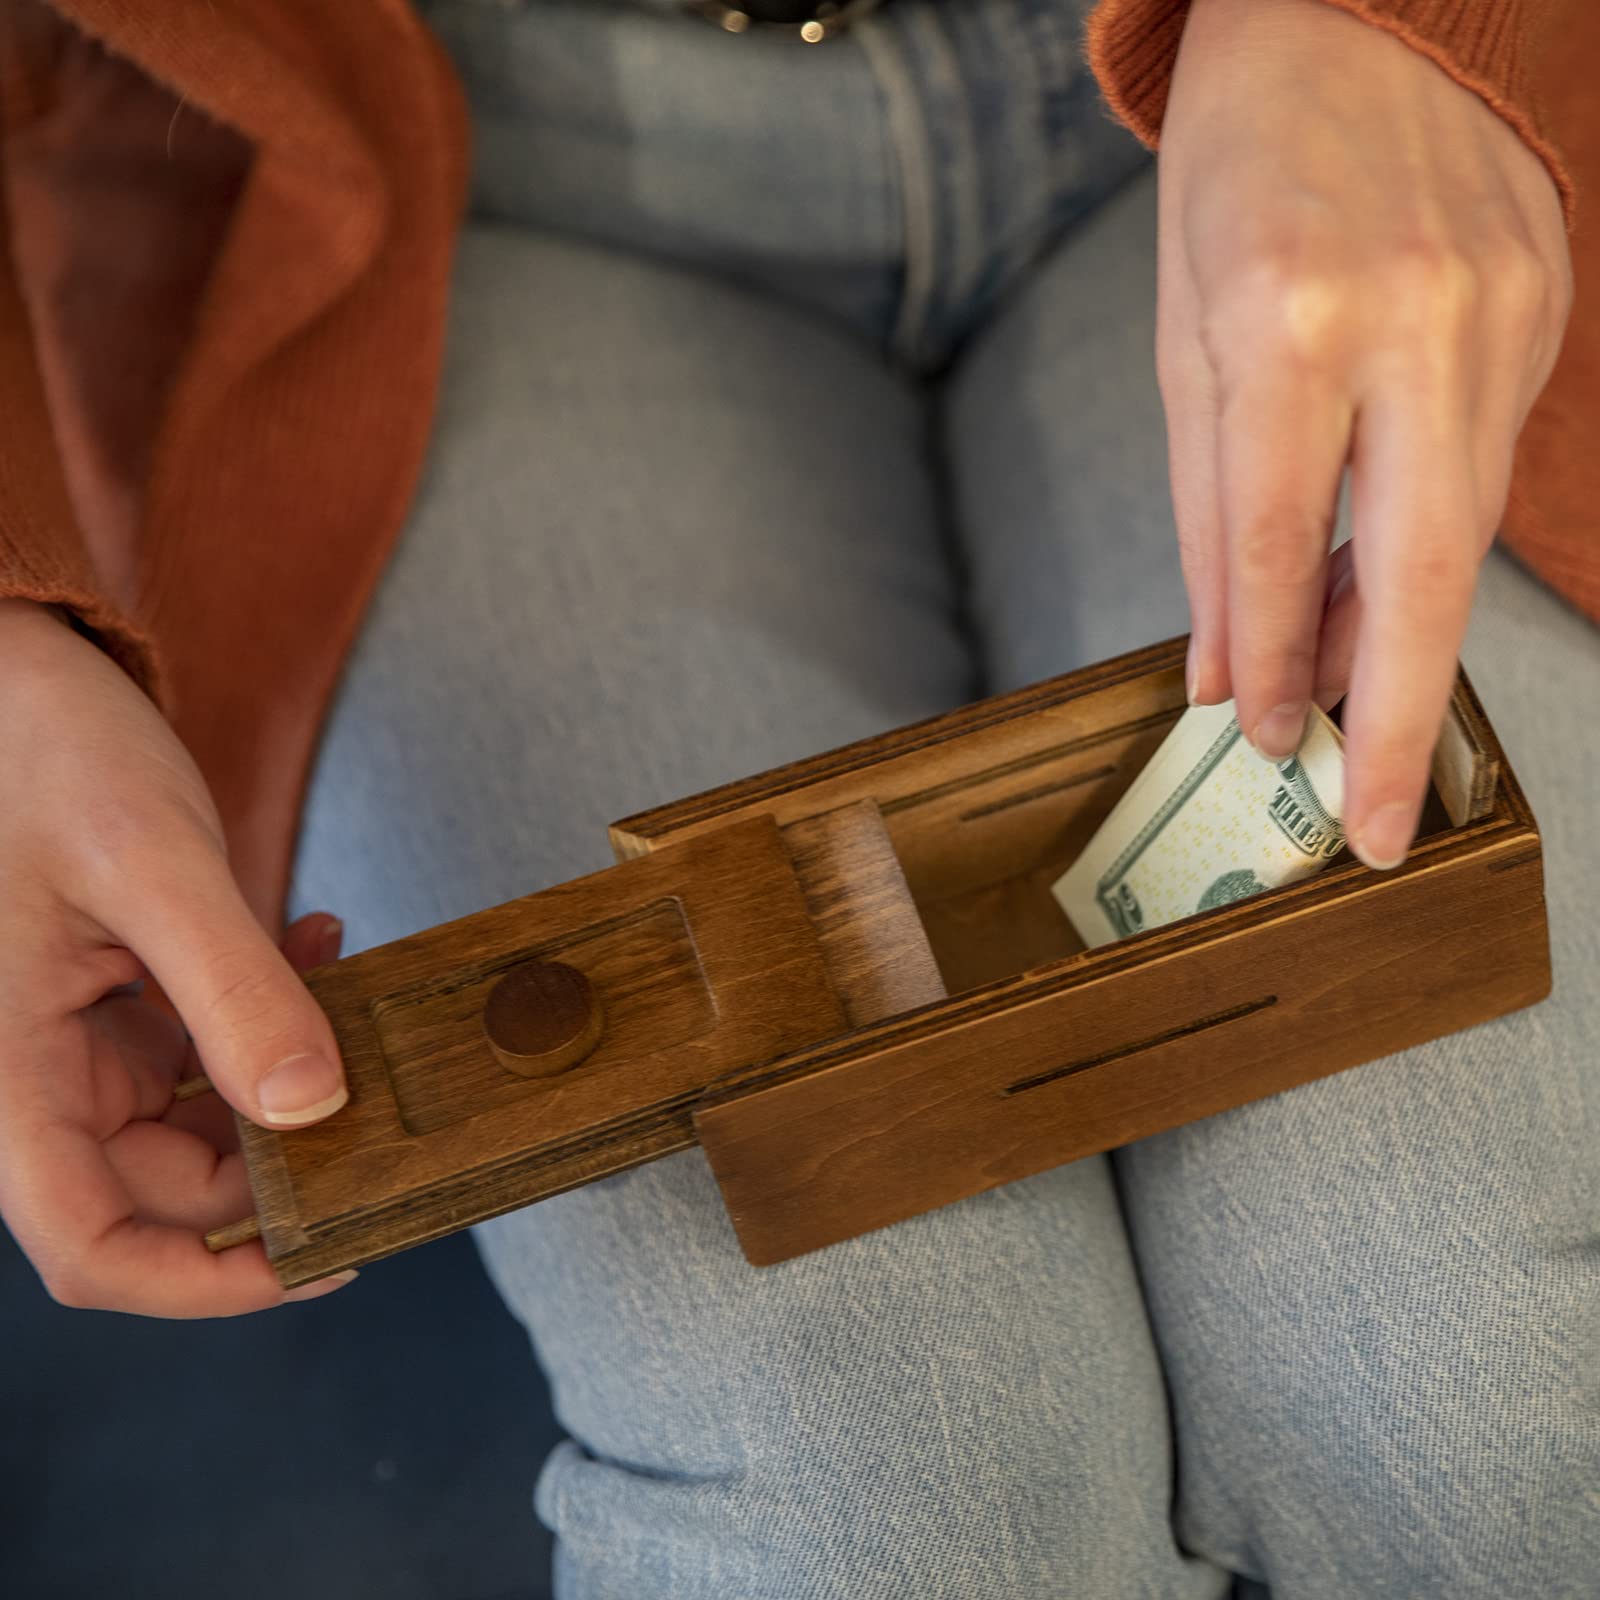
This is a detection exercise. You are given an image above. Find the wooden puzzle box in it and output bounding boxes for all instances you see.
[209,637,1550,1285]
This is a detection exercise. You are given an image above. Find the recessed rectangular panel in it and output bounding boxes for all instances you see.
[374,898,714,1135]
[239,815,846,1283]
[235,645,1544,1291]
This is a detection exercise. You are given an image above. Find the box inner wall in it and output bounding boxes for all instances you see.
[881,694,1460,995]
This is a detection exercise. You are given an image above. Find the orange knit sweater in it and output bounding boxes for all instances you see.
[0,0,1593,925]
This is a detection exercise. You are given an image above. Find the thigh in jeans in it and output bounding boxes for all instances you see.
[293,228,1226,1599]
[947,164,1600,1599]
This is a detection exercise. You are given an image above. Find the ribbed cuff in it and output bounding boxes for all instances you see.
[1084,0,1189,148]
[0,566,163,701]
[1085,0,1575,226]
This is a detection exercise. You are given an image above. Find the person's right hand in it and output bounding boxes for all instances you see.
[0,598,353,1316]
[1157,0,1571,870]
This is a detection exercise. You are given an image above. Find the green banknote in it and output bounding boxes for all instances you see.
[1052,701,1346,949]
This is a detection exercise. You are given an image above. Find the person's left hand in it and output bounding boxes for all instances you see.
[1157,0,1572,869]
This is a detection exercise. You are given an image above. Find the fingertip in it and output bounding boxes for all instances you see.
[1250,700,1309,761]
[281,911,345,975]
[1185,639,1230,706]
[255,1051,348,1129]
[281,1269,358,1305]
[1349,799,1417,872]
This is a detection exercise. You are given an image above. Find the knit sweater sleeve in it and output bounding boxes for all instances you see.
[0,0,257,703]
[0,210,157,691]
[0,10,156,694]
[1085,0,1575,223]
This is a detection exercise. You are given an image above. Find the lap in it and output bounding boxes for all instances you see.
[481,1146,1209,1598]
[294,222,1216,1599]
[948,165,1600,1598]
[293,222,971,942]
[296,172,1598,1600]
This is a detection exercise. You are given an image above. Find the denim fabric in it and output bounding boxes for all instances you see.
[422,0,1146,364]
[293,6,1600,1594]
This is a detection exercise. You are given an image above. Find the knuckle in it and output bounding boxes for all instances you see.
[1210,238,1355,364]
[1485,235,1545,309]
[198,952,295,1042]
[1254,635,1319,676]
[1264,273,1348,362]
[1391,540,1475,603]
[1382,237,1478,322]
[1232,517,1329,592]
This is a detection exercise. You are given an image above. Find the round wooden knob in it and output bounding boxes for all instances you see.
[481,959,604,1079]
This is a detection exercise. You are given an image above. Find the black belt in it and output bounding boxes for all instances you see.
[684,0,888,42]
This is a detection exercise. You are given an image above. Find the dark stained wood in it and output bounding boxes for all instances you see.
[916,865,1085,994]
[481,959,605,1078]
[780,801,946,1025]
[373,898,713,1138]
[694,821,1551,1264]
[223,637,1549,1284]
[235,815,849,1286]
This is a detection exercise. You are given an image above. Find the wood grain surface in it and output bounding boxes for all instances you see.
[780,800,947,1025]
[224,637,1545,1283]
[480,960,605,1078]
[695,821,1550,1264]
[238,815,848,1285]
[689,663,1549,1264]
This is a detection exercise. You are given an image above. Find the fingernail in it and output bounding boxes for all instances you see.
[1186,651,1200,706]
[257,1051,347,1128]
[1351,800,1415,871]
[318,917,344,968]
[1251,701,1308,761]
[282,1269,358,1304]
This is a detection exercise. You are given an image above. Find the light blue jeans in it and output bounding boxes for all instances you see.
[293,2,1600,1593]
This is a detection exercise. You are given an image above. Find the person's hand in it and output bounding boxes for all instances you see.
[1158,0,1572,868]
[0,599,352,1316]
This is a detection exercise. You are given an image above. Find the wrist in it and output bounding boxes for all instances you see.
[0,598,72,627]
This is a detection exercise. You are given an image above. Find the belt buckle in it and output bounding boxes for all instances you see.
[685,0,885,42]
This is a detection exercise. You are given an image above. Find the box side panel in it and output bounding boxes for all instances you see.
[610,639,1188,856]
[696,830,1551,1265]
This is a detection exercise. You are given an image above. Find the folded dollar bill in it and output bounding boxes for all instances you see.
[1052,701,1346,949]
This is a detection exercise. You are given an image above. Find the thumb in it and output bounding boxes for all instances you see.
[107,845,348,1130]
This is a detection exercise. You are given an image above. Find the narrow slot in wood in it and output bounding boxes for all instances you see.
[1004,995,1279,1096]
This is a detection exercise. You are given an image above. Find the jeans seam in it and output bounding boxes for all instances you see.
[854,16,940,367]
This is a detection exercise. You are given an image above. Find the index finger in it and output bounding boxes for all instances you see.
[2,1107,287,1317]
[1342,383,1480,870]
[0,1011,342,1317]
[1216,362,1351,757]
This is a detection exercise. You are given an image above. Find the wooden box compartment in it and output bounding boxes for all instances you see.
[234,638,1549,1283]
[616,641,1480,1000]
